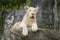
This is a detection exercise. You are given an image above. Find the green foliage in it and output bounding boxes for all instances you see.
[0,15,3,30]
[0,0,30,11]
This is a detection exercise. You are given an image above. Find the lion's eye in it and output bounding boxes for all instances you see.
[29,10,31,11]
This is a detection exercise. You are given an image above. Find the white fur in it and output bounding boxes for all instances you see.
[19,22,28,36]
[11,6,39,36]
[31,23,38,32]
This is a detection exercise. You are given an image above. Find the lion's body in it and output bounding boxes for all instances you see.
[11,6,39,36]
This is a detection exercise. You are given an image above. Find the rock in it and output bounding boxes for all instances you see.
[11,28,60,40]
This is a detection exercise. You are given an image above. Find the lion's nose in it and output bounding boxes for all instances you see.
[31,14,34,15]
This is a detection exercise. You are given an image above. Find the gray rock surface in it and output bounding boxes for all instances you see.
[11,28,60,40]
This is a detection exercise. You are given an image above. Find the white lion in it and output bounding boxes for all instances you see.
[11,6,39,36]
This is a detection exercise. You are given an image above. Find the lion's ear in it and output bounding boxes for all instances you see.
[24,6,29,11]
[36,7,39,10]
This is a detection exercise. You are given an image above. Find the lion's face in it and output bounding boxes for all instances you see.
[24,6,39,20]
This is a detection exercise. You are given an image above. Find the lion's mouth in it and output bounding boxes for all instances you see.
[30,16,35,19]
